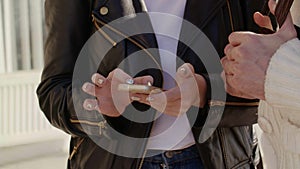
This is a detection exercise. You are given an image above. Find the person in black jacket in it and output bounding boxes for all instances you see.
[37,0,268,168]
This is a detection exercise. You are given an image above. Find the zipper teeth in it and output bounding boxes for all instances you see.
[138,150,147,169]
[69,138,85,160]
[91,14,162,72]
[92,14,164,168]
[226,0,234,32]
[70,119,100,126]
[92,15,117,46]
[209,100,259,107]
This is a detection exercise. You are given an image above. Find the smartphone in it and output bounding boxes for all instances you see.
[118,84,162,94]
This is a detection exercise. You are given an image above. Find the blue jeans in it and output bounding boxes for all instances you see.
[142,145,205,169]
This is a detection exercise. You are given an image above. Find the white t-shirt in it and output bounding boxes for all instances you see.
[144,0,195,150]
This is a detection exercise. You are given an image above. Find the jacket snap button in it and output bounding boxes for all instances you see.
[100,6,109,15]
[258,117,273,134]
[165,151,174,158]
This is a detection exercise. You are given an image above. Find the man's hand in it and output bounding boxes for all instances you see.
[221,0,297,100]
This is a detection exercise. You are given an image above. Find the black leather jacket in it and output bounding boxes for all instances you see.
[37,0,266,168]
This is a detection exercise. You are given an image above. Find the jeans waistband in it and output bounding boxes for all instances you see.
[144,144,200,164]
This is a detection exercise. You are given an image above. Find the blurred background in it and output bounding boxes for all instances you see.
[0,0,69,168]
[0,0,299,169]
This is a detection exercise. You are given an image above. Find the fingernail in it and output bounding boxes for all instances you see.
[83,83,89,90]
[147,81,152,86]
[146,96,154,102]
[131,96,141,101]
[126,78,134,85]
[98,79,104,85]
[180,67,187,75]
[87,104,93,109]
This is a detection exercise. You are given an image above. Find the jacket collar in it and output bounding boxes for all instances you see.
[99,0,226,58]
[134,0,226,57]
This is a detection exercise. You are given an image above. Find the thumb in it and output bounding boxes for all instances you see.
[176,63,195,84]
[254,12,273,30]
[268,0,277,15]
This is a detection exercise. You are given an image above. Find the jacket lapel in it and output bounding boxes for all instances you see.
[129,0,158,49]
[183,0,225,29]
[177,0,226,59]
[95,0,157,49]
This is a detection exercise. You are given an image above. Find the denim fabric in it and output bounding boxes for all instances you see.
[142,145,205,169]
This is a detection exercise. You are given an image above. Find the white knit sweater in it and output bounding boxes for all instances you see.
[258,38,300,169]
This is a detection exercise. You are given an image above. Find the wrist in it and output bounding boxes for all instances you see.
[277,25,297,44]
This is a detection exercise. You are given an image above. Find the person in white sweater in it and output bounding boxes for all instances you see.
[221,0,300,168]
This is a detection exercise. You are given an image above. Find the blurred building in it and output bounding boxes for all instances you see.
[0,0,69,168]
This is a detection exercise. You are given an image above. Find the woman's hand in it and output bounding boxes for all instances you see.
[82,68,153,117]
[131,63,207,117]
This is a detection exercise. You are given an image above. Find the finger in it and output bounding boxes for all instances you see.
[83,99,99,112]
[82,82,98,96]
[224,44,234,58]
[221,58,234,75]
[221,71,226,83]
[177,63,195,78]
[134,75,154,85]
[254,12,273,30]
[130,93,150,104]
[130,93,168,113]
[224,45,238,61]
[163,87,181,102]
[108,68,132,84]
[91,73,106,87]
[268,0,276,14]
[228,32,243,46]
[132,89,178,106]
[176,63,195,85]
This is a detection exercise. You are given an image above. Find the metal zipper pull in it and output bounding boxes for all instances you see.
[69,138,85,160]
[98,120,107,135]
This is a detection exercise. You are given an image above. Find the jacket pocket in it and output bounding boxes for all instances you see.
[69,137,117,169]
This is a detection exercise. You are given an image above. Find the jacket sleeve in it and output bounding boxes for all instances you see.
[36,0,105,137]
[264,38,300,110]
[195,0,269,127]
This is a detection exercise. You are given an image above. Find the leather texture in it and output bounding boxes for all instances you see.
[37,0,266,168]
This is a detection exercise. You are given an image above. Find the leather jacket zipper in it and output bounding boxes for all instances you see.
[70,119,107,135]
[68,119,107,160]
[91,14,162,72]
[226,0,234,32]
[209,100,259,107]
[91,14,164,169]
[69,138,85,160]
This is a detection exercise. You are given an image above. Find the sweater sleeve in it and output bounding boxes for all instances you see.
[264,38,300,110]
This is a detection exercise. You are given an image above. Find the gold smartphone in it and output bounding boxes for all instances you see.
[118,84,162,94]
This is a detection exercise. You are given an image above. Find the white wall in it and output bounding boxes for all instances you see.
[292,0,300,26]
